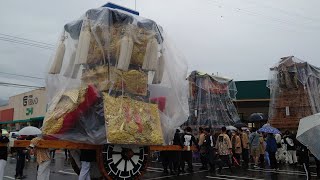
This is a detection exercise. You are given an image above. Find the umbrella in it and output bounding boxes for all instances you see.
[296,113,320,160]
[258,124,281,134]
[18,126,42,135]
[1,129,8,135]
[248,113,267,122]
[234,123,247,129]
[226,126,237,131]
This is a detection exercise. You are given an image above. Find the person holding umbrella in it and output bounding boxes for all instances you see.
[249,128,260,168]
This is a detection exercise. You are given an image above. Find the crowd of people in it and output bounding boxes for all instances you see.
[0,130,97,180]
[159,126,320,179]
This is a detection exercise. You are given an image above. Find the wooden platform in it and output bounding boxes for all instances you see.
[3,140,197,151]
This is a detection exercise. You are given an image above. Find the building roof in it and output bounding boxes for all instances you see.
[235,80,270,101]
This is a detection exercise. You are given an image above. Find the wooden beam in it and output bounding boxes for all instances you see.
[149,145,197,151]
[12,140,197,151]
[13,140,99,150]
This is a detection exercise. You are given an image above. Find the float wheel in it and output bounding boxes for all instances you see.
[97,144,149,180]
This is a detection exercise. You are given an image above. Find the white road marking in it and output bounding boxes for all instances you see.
[210,174,264,180]
[147,169,163,173]
[256,167,317,175]
[3,176,15,180]
[147,167,163,170]
[144,170,209,180]
[205,176,236,180]
[248,168,317,177]
[58,170,78,176]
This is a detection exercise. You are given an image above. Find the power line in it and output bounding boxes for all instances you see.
[0,72,45,80]
[0,33,55,47]
[0,82,44,89]
[207,0,320,32]
[0,37,54,50]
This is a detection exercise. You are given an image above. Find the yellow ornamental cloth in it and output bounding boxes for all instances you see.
[103,93,164,145]
[30,138,51,164]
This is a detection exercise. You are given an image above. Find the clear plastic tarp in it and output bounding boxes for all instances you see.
[267,56,320,127]
[184,71,240,128]
[42,6,189,145]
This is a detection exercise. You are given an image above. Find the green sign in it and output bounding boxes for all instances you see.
[26,107,33,116]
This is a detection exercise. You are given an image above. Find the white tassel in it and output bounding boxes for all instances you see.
[153,55,165,84]
[63,51,76,78]
[142,37,158,71]
[71,64,80,79]
[49,39,65,74]
[117,35,133,71]
[75,18,91,65]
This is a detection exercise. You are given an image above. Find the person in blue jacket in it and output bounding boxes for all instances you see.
[266,133,278,170]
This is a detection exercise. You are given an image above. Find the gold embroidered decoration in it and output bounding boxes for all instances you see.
[81,66,148,96]
[42,87,88,135]
[103,93,164,145]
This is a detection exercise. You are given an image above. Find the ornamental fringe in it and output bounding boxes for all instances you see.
[116,35,133,71]
[142,37,158,71]
[63,51,76,78]
[75,18,91,65]
[49,39,65,74]
[153,55,165,84]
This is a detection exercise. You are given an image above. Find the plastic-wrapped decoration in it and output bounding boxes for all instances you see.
[267,56,320,130]
[184,71,240,130]
[42,6,189,145]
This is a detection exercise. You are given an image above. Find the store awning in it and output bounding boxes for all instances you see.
[0,116,44,125]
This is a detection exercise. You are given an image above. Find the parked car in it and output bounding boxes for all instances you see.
[8,131,19,154]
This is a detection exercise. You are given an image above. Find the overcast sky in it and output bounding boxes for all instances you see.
[0,0,319,100]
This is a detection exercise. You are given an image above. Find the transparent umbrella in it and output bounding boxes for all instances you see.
[296,113,320,160]
[18,126,42,136]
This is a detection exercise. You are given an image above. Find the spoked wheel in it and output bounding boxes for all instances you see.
[97,144,149,180]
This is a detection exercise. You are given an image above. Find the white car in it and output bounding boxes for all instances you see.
[9,131,19,147]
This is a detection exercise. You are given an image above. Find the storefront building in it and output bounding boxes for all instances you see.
[0,88,46,131]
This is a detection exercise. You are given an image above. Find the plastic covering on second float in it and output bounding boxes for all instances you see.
[184,71,239,128]
[267,56,320,119]
[42,7,189,145]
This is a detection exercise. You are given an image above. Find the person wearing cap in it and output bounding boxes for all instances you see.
[216,126,232,173]
[0,130,9,179]
[29,137,51,180]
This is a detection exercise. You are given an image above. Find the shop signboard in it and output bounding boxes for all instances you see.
[11,89,47,120]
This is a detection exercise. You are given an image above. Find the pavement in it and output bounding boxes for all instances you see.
[142,161,319,180]
[4,152,77,180]
[3,152,319,180]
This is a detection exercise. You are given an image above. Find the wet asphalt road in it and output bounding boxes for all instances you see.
[3,152,318,180]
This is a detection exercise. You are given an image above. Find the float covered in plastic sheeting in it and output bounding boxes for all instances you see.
[43,6,189,145]
[184,71,240,128]
[267,56,320,130]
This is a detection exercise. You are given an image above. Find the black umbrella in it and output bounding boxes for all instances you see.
[248,113,267,122]
[234,123,248,129]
